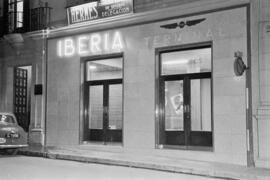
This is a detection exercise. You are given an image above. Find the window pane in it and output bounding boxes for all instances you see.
[191,79,211,131]
[109,84,122,130]
[16,1,24,28]
[86,58,122,81]
[8,13,15,32]
[16,12,23,27]
[0,115,15,124]
[8,3,14,12]
[161,47,211,75]
[165,80,184,131]
[17,1,23,12]
[89,85,103,129]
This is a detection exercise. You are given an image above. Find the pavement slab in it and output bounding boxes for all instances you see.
[18,146,270,180]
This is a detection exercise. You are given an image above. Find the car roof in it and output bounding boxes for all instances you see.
[0,112,15,116]
[0,112,17,120]
[0,112,18,124]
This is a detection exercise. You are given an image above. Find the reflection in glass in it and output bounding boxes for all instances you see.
[161,47,211,75]
[86,58,123,81]
[109,84,122,130]
[16,1,23,27]
[165,81,184,131]
[89,85,103,129]
[191,79,211,131]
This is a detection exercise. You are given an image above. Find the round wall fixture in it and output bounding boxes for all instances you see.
[234,56,247,76]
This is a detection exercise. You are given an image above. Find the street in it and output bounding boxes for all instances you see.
[0,155,222,180]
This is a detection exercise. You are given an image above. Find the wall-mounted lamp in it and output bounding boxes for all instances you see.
[234,51,248,76]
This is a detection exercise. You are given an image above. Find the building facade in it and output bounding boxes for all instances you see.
[0,0,270,168]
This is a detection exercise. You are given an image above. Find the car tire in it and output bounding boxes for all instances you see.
[4,148,18,155]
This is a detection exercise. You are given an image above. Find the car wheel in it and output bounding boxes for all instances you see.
[4,148,18,155]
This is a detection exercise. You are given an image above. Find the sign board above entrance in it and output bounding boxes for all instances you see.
[67,0,133,25]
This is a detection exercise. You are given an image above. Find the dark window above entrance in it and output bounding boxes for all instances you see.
[161,47,211,75]
[86,57,123,81]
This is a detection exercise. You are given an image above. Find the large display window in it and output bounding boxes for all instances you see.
[83,56,123,144]
[157,43,213,150]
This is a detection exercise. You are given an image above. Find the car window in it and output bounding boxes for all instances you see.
[0,115,16,124]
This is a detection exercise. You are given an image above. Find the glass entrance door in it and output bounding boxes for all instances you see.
[85,81,122,143]
[161,75,212,147]
[88,84,103,142]
[108,84,123,142]
[158,44,212,149]
[83,56,123,144]
[162,80,185,145]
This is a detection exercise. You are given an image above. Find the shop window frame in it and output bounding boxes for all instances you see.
[155,42,214,151]
[80,53,124,146]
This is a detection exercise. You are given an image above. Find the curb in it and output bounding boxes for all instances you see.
[18,150,264,180]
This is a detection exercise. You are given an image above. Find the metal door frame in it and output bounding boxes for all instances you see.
[84,79,123,143]
[155,42,213,151]
[160,72,212,148]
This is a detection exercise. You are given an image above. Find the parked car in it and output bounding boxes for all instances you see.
[0,112,28,155]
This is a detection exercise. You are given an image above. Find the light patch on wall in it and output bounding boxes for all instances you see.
[78,36,88,55]
[57,31,124,57]
[64,38,75,57]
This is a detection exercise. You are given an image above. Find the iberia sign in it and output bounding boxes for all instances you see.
[67,0,133,25]
[57,31,125,57]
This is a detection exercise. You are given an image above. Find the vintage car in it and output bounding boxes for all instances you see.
[0,112,28,155]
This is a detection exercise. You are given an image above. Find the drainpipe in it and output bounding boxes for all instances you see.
[42,28,49,147]
[246,4,255,167]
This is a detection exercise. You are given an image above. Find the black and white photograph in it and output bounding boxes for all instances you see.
[0,0,270,179]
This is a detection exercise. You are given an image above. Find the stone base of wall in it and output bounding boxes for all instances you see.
[28,128,44,146]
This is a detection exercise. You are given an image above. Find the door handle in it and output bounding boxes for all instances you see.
[186,105,190,113]
[104,106,108,114]
[184,105,190,113]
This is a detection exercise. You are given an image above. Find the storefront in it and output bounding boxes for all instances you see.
[46,4,251,165]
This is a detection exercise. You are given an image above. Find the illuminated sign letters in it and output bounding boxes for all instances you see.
[57,31,124,57]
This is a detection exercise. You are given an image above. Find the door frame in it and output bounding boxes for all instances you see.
[79,53,124,145]
[13,65,32,132]
[155,42,214,151]
[160,72,212,147]
[84,79,123,143]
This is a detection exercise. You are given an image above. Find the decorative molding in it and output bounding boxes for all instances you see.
[160,18,205,29]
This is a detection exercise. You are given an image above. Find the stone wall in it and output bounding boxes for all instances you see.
[134,0,199,12]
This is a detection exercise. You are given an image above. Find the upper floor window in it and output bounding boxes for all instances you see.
[1,0,51,35]
[8,0,24,33]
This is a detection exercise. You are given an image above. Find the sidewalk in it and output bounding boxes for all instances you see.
[19,145,270,180]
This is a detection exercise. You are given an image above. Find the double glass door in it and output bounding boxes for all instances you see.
[160,74,212,147]
[85,80,122,143]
